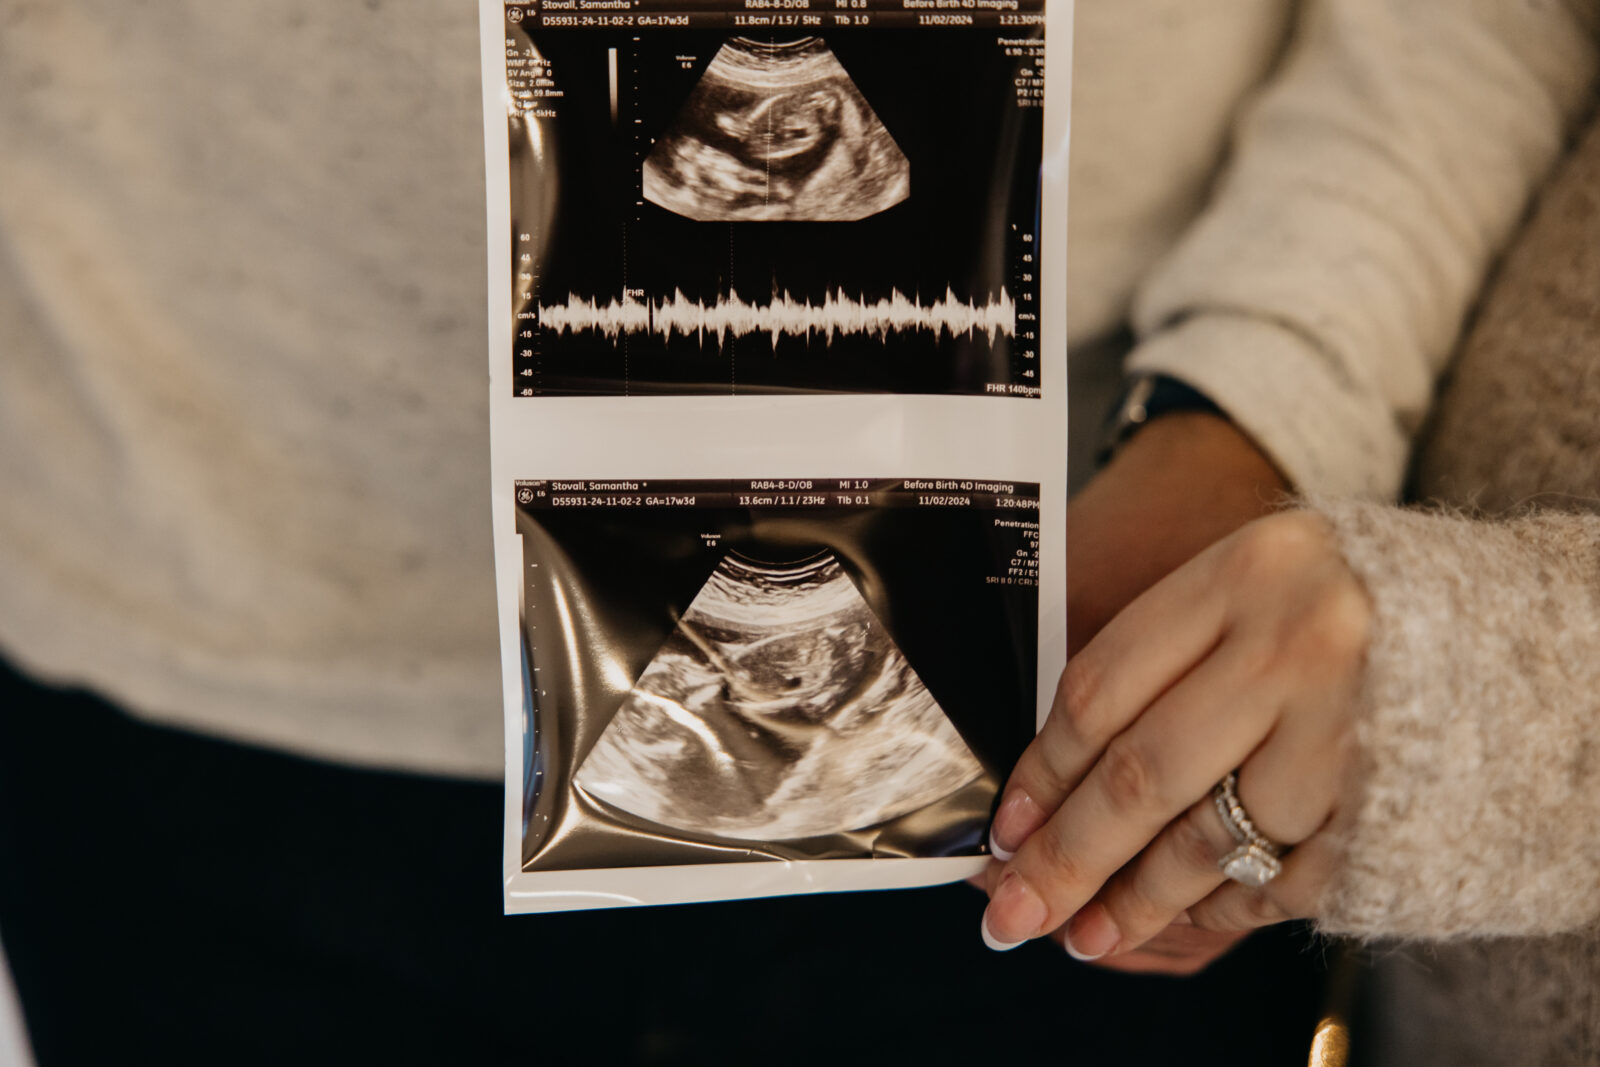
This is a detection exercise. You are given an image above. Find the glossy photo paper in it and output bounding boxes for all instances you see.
[481,0,1071,912]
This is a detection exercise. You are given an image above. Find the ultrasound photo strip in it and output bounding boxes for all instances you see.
[484,0,1072,912]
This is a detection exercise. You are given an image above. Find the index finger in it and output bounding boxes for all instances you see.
[988,547,1230,861]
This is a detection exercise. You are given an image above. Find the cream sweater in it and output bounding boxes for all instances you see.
[0,1,1595,774]
[1312,111,1600,1064]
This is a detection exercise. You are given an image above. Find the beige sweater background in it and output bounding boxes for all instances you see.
[1,1,1595,775]
[1311,111,1600,1064]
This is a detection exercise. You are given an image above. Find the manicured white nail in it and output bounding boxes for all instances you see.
[981,912,1025,952]
[1062,905,1119,962]
[1062,934,1105,962]
[989,790,1045,861]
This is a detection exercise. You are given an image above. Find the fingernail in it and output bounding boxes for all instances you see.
[989,789,1046,861]
[1063,903,1120,962]
[981,911,1024,952]
[1062,938,1101,962]
[982,871,1047,949]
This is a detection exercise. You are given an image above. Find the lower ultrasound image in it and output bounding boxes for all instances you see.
[515,479,1040,870]
[575,551,983,840]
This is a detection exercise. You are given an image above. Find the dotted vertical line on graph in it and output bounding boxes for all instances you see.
[743,34,779,398]
[621,227,628,396]
[625,41,643,395]
[762,35,774,210]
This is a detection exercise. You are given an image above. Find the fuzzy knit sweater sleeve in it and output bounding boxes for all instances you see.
[1301,109,1600,942]
[1308,502,1600,940]
[1124,0,1599,499]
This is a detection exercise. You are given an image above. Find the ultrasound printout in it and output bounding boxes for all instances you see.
[515,479,1040,870]
[503,1,1047,396]
[485,0,1069,911]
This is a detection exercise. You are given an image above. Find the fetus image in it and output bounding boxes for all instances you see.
[643,38,911,222]
[575,551,982,840]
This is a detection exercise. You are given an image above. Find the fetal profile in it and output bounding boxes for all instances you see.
[642,37,910,222]
[575,551,983,840]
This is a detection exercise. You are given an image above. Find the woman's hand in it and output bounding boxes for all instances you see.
[981,511,1370,958]
[1066,412,1292,657]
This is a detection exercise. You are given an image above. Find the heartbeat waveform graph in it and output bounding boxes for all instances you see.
[534,286,1016,350]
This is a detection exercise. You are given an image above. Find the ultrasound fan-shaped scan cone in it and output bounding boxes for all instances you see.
[575,552,982,841]
[643,38,910,222]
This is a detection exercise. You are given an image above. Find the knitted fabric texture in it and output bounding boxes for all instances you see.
[1308,100,1600,1064]
[1317,106,1600,940]
[1314,502,1600,938]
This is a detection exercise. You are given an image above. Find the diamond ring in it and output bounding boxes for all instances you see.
[1211,772,1286,888]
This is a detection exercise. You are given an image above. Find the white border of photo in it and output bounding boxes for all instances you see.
[480,0,1074,912]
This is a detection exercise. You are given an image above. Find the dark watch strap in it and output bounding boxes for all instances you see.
[1097,374,1225,467]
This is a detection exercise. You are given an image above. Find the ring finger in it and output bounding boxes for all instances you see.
[1066,756,1327,960]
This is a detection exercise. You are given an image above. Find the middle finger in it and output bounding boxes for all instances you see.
[1062,792,1238,959]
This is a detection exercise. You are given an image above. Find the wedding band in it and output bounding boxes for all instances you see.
[1212,772,1285,888]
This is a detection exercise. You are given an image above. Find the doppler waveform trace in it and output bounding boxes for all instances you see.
[534,286,1017,349]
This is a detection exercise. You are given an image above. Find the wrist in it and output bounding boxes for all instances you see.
[1110,410,1290,494]
[1098,374,1226,468]
[1067,412,1290,654]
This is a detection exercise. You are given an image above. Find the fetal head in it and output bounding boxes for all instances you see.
[707,88,845,174]
[765,89,843,159]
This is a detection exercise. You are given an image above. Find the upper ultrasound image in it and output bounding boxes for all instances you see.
[643,38,910,222]
[508,21,1046,396]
